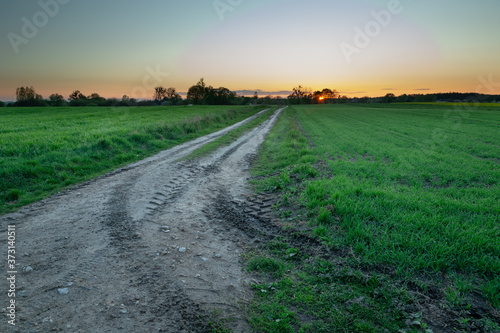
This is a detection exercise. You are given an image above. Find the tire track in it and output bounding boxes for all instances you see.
[0,107,284,333]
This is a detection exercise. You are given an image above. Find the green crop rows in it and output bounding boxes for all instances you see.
[248,104,500,332]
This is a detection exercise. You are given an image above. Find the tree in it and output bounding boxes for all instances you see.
[15,86,45,106]
[68,90,90,106]
[205,87,236,105]
[288,86,313,104]
[382,93,396,103]
[313,91,323,103]
[338,95,349,103]
[311,88,340,103]
[186,78,236,105]
[154,86,167,102]
[154,87,182,104]
[119,95,137,106]
[165,87,182,104]
[321,88,338,100]
[0,101,5,107]
[187,78,208,104]
[69,90,87,101]
[87,93,106,105]
[49,93,65,106]
[292,85,305,100]
[414,94,437,103]
[396,94,408,103]
[288,86,304,104]
[16,86,37,102]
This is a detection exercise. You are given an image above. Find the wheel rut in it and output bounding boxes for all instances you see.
[0,107,284,333]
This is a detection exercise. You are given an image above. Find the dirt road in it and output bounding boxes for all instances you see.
[1,107,285,333]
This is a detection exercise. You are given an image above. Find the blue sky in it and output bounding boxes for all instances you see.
[1,0,499,100]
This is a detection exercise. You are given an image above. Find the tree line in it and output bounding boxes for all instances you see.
[2,81,499,107]
[5,78,283,107]
[286,86,500,104]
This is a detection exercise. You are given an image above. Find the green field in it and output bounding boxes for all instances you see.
[2,103,499,331]
[0,105,263,214]
[249,104,500,332]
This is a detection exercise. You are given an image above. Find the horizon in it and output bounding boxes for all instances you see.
[2,89,498,104]
[1,0,499,101]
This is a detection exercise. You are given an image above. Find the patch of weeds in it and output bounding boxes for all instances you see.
[316,206,334,225]
[249,299,298,333]
[291,164,319,179]
[247,256,285,278]
[255,169,292,192]
[279,210,293,219]
[482,276,500,309]
[444,286,466,308]
[284,247,300,261]
[207,309,234,333]
[476,318,500,332]
[266,238,290,253]
[281,191,291,205]
[6,189,21,202]
[450,273,474,295]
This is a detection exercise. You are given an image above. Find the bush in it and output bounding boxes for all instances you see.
[0,101,5,107]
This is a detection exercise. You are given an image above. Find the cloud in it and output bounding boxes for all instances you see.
[414,88,431,91]
[234,90,293,96]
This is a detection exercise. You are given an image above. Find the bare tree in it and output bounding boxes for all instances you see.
[292,85,305,100]
[165,87,179,99]
[154,86,167,102]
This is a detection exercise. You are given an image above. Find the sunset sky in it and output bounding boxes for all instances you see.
[1,0,499,100]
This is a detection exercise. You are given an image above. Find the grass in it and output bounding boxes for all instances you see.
[248,104,500,332]
[247,246,415,333]
[182,107,276,161]
[409,102,500,108]
[0,105,265,214]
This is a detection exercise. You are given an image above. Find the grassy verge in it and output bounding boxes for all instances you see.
[0,105,265,214]
[246,105,500,332]
[182,107,276,161]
